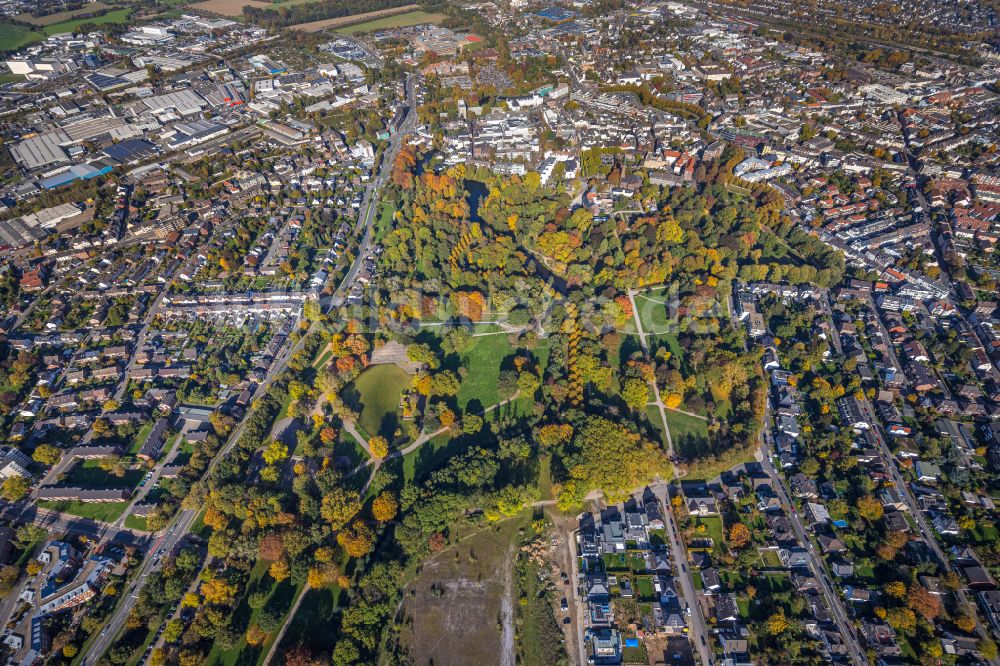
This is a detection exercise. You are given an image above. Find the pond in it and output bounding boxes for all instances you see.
[466,179,488,222]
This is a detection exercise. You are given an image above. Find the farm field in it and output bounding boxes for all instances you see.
[399,515,526,665]
[285,5,422,32]
[187,0,272,17]
[189,0,331,15]
[15,3,111,25]
[334,9,447,34]
[42,7,133,35]
[0,23,43,51]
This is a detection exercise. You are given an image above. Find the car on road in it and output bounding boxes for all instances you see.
[560,598,568,612]
[562,617,571,625]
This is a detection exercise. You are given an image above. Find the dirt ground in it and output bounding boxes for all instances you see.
[187,0,273,17]
[289,4,420,32]
[646,636,695,666]
[544,508,586,666]
[399,516,527,666]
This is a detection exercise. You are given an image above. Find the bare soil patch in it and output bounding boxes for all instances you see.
[289,4,419,32]
[399,516,527,665]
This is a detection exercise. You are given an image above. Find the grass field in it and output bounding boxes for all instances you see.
[42,7,132,35]
[38,500,128,522]
[126,422,154,456]
[665,409,709,458]
[646,404,668,448]
[66,459,144,489]
[0,22,43,51]
[455,334,514,410]
[400,515,527,665]
[124,514,148,531]
[334,9,447,34]
[402,431,453,483]
[206,558,303,666]
[634,286,674,336]
[334,429,368,468]
[273,583,342,656]
[345,364,410,442]
[690,515,724,547]
[16,3,111,25]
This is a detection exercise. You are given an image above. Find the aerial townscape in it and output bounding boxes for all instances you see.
[0,0,999,664]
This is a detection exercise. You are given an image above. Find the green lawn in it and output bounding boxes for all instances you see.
[38,500,128,522]
[0,22,43,51]
[634,286,673,335]
[402,431,453,483]
[537,455,552,500]
[455,334,513,410]
[173,435,195,466]
[374,200,396,242]
[43,7,132,35]
[124,514,148,531]
[690,515,724,547]
[346,364,411,443]
[334,429,368,467]
[646,404,668,448]
[65,459,144,489]
[312,349,332,370]
[665,410,709,458]
[273,583,342,655]
[126,422,154,456]
[759,548,782,568]
[206,559,303,666]
[191,507,212,539]
[335,10,448,35]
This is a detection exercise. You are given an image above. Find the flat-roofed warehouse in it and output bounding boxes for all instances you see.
[0,217,47,248]
[21,202,84,229]
[142,89,206,116]
[60,115,129,143]
[10,130,71,170]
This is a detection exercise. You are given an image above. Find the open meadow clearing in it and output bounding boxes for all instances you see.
[399,515,526,666]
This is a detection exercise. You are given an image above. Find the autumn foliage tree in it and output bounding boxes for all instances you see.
[368,436,389,459]
[371,492,398,522]
[246,624,267,646]
[907,583,941,621]
[259,533,285,561]
[337,521,374,558]
[727,523,751,549]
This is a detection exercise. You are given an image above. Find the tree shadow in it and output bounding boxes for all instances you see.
[340,382,362,413]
